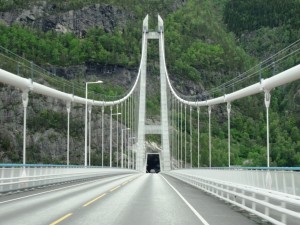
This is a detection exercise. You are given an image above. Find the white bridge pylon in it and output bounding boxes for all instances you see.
[139,15,300,171]
[136,15,171,172]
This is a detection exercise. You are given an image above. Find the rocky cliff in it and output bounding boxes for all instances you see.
[0,83,132,165]
[0,0,200,165]
[0,1,132,35]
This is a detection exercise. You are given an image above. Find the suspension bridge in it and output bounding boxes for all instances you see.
[0,15,300,225]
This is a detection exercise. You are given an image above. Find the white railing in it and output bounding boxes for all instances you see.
[165,169,300,225]
[0,165,138,193]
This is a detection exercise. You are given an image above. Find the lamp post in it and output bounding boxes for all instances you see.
[88,105,92,167]
[85,81,102,167]
[110,111,121,167]
[121,128,130,168]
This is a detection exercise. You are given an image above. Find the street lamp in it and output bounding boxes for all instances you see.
[110,111,122,167]
[121,128,130,168]
[85,80,103,167]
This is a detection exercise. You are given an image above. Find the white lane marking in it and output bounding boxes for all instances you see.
[160,174,210,225]
[0,174,134,205]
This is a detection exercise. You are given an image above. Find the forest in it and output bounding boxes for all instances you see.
[0,0,300,167]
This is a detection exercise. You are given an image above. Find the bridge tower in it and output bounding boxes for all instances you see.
[136,15,171,172]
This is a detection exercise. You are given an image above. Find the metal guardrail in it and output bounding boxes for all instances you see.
[172,168,300,196]
[0,164,138,193]
[165,169,300,225]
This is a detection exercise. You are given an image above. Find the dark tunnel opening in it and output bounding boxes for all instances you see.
[146,154,160,173]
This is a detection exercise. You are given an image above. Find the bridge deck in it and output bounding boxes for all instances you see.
[0,174,260,225]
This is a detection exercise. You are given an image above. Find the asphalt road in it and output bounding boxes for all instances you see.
[0,173,262,225]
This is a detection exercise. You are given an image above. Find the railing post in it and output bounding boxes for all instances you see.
[252,193,256,211]
[281,202,287,224]
[264,196,269,217]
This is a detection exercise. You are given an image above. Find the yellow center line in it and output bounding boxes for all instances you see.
[110,185,120,192]
[83,193,106,207]
[50,213,73,225]
[82,175,141,208]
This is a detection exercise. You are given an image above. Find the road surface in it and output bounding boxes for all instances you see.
[0,173,260,225]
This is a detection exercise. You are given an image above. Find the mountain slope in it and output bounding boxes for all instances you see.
[0,0,299,166]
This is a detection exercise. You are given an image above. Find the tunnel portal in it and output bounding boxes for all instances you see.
[146,153,160,173]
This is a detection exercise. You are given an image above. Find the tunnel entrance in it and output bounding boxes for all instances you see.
[146,153,160,173]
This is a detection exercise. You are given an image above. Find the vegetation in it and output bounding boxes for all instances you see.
[0,0,300,166]
[0,25,134,67]
[224,0,300,35]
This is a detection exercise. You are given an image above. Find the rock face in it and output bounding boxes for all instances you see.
[0,2,131,35]
[0,0,194,165]
[0,85,130,165]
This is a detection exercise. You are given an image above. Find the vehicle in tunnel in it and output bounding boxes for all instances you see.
[146,153,161,173]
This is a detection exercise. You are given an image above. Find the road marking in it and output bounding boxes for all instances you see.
[83,193,106,207]
[0,179,101,205]
[122,181,128,185]
[110,185,120,192]
[82,175,141,207]
[0,174,133,205]
[50,213,72,225]
[161,175,210,225]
